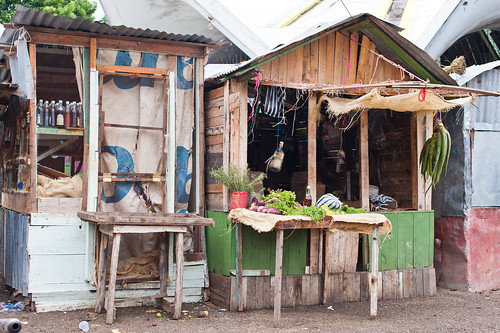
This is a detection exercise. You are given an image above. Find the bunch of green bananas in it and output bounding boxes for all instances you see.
[419,122,451,191]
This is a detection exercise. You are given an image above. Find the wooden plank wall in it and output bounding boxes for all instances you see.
[259,32,404,86]
[209,268,437,311]
[205,81,247,211]
[205,86,225,211]
[326,231,359,273]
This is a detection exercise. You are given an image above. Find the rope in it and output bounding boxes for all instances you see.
[248,70,261,121]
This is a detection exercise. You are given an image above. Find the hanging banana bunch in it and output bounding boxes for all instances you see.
[419,120,451,191]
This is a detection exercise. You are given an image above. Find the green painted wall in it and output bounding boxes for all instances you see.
[206,211,307,276]
[206,210,434,276]
[364,211,434,270]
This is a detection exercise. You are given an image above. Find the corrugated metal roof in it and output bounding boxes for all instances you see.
[5,5,217,45]
[215,14,456,86]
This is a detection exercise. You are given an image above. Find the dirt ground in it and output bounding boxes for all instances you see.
[0,287,498,333]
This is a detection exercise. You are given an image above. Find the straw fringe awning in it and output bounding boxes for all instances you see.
[318,88,473,116]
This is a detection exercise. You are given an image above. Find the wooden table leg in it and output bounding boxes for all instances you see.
[237,224,243,312]
[370,227,379,319]
[322,229,329,304]
[159,232,168,295]
[173,232,184,320]
[274,229,284,328]
[106,233,121,325]
[95,232,109,313]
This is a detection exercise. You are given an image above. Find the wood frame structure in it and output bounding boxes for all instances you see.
[204,13,452,315]
[0,7,216,312]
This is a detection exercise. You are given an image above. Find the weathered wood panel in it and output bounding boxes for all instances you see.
[209,268,436,311]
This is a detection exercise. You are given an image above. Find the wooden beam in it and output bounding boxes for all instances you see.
[173,232,184,320]
[424,112,433,210]
[360,111,369,210]
[237,224,243,311]
[90,38,96,70]
[239,82,248,169]
[28,42,37,212]
[96,65,167,76]
[37,163,69,179]
[322,230,330,304]
[307,92,317,204]
[27,29,209,58]
[411,114,418,209]
[197,57,206,215]
[222,80,230,211]
[370,227,379,318]
[274,229,284,328]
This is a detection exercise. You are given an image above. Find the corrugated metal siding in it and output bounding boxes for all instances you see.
[0,208,29,296]
[466,68,500,131]
[4,5,216,46]
[463,66,500,207]
[471,131,500,206]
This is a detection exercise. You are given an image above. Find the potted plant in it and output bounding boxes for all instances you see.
[209,164,266,209]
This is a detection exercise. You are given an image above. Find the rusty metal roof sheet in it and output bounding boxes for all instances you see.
[6,5,217,45]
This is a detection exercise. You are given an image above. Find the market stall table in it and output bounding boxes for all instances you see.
[77,212,214,324]
[228,208,392,327]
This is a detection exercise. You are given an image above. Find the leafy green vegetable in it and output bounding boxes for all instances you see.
[263,190,327,221]
[299,206,327,221]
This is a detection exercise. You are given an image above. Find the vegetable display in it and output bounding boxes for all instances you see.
[419,121,451,190]
[249,190,366,221]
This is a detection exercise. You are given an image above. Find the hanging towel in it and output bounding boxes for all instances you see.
[263,86,284,118]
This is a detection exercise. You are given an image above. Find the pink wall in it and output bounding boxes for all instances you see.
[435,208,500,291]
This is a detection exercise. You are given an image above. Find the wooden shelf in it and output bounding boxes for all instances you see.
[37,126,84,137]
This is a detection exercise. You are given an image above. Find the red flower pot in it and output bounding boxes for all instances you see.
[230,191,248,210]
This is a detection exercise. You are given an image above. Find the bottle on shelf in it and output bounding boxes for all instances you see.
[71,101,77,127]
[64,101,71,128]
[303,185,312,207]
[36,99,43,126]
[49,101,56,127]
[43,100,49,126]
[268,141,285,172]
[56,100,65,128]
[77,102,83,128]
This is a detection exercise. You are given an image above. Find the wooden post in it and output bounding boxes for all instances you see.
[28,42,37,212]
[370,227,379,319]
[197,56,206,216]
[106,233,121,325]
[95,232,109,313]
[159,232,167,295]
[415,112,433,210]
[173,232,184,320]
[237,223,243,311]
[307,92,317,203]
[360,111,369,210]
[274,229,284,328]
[424,112,433,210]
[411,114,418,209]
[222,80,230,211]
[322,229,330,304]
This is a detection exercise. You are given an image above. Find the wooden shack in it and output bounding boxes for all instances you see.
[0,6,215,312]
[203,14,468,310]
